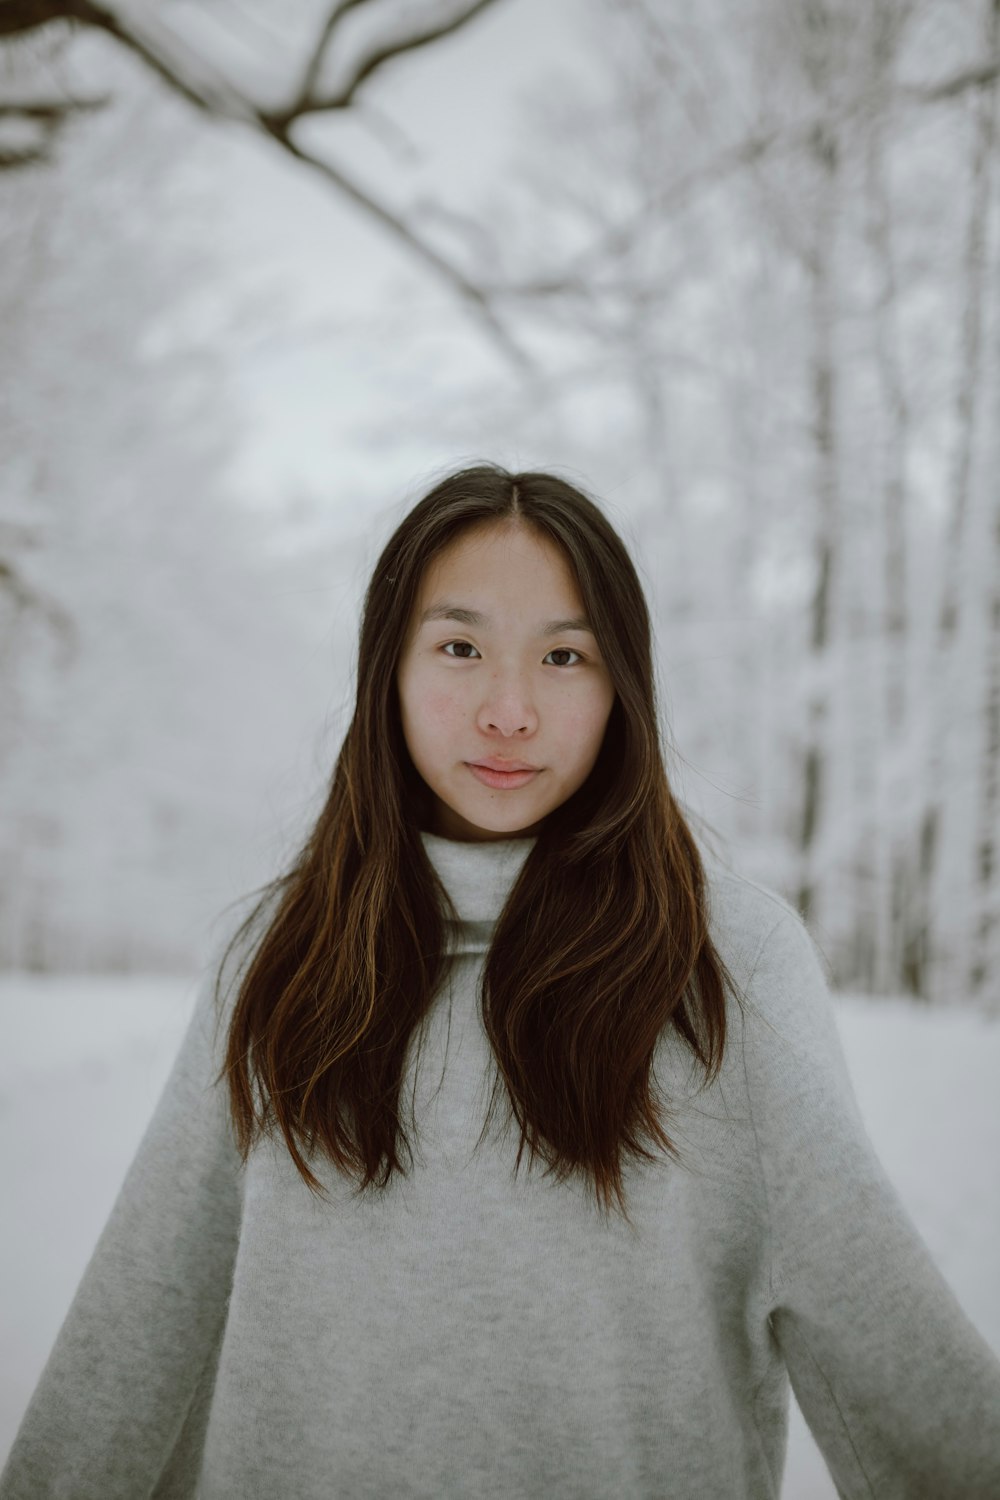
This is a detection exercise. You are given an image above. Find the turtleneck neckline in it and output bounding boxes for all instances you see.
[419,829,537,939]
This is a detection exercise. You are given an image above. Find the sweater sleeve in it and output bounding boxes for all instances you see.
[740,901,1000,1499]
[0,925,248,1500]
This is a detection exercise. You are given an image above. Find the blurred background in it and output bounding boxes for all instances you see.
[2,0,999,1002]
[1,1,999,1492]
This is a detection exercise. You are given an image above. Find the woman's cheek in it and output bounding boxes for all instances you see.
[425,686,464,725]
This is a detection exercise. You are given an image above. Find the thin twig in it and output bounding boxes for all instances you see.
[280,0,500,121]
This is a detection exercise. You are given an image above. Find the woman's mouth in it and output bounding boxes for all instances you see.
[466,763,540,790]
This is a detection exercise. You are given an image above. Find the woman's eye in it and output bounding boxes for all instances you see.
[440,640,582,667]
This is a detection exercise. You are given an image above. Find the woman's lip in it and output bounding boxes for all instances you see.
[466,762,540,790]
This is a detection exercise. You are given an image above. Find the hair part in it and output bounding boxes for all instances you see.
[213,462,743,1231]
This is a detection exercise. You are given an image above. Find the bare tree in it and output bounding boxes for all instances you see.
[968,0,1000,1001]
[0,0,529,671]
[5,1,997,369]
[911,0,1000,999]
[0,0,531,369]
[855,0,917,993]
[0,76,311,968]
[460,0,1000,1004]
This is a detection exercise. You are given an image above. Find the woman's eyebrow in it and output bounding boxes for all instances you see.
[419,603,595,636]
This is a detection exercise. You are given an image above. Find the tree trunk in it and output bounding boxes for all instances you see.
[968,0,1000,1003]
[861,87,911,996]
[911,0,1000,1000]
[795,123,841,927]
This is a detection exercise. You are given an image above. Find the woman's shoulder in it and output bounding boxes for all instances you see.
[700,858,820,992]
[704,859,801,926]
[700,860,845,1080]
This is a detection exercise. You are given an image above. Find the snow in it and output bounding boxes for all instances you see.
[0,976,996,1496]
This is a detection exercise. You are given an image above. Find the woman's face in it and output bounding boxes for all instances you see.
[397,521,617,842]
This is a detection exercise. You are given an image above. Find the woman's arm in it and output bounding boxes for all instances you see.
[741,901,1000,1499]
[0,927,247,1500]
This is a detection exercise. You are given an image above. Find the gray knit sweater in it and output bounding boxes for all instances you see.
[3,831,999,1498]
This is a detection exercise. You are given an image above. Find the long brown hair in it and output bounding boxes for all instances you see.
[213,462,743,1228]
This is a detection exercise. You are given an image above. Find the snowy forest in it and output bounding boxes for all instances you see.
[1,0,999,1014]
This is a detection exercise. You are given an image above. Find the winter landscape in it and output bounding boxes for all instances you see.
[2,0,999,1495]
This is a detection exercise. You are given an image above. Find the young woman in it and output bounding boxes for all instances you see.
[3,464,999,1499]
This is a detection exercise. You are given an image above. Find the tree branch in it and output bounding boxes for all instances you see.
[40,0,533,371]
[294,0,356,111]
[0,557,77,650]
[0,91,111,168]
[0,0,70,35]
[480,53,1000,299]
[278,0,501,122]
[0,94,110,117]
[901,55,1000,105]
[260,118,531,370]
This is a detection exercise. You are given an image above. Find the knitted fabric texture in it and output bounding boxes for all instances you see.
[3,831,999,1498]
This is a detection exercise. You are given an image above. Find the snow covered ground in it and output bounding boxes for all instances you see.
[1,975,997,1495]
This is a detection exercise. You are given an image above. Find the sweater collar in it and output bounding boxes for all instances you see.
[419,828,537,951]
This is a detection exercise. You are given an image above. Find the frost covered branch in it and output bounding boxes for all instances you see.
[477,50,1000,300]
[282,0,499,122]
[0,0,532,371]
